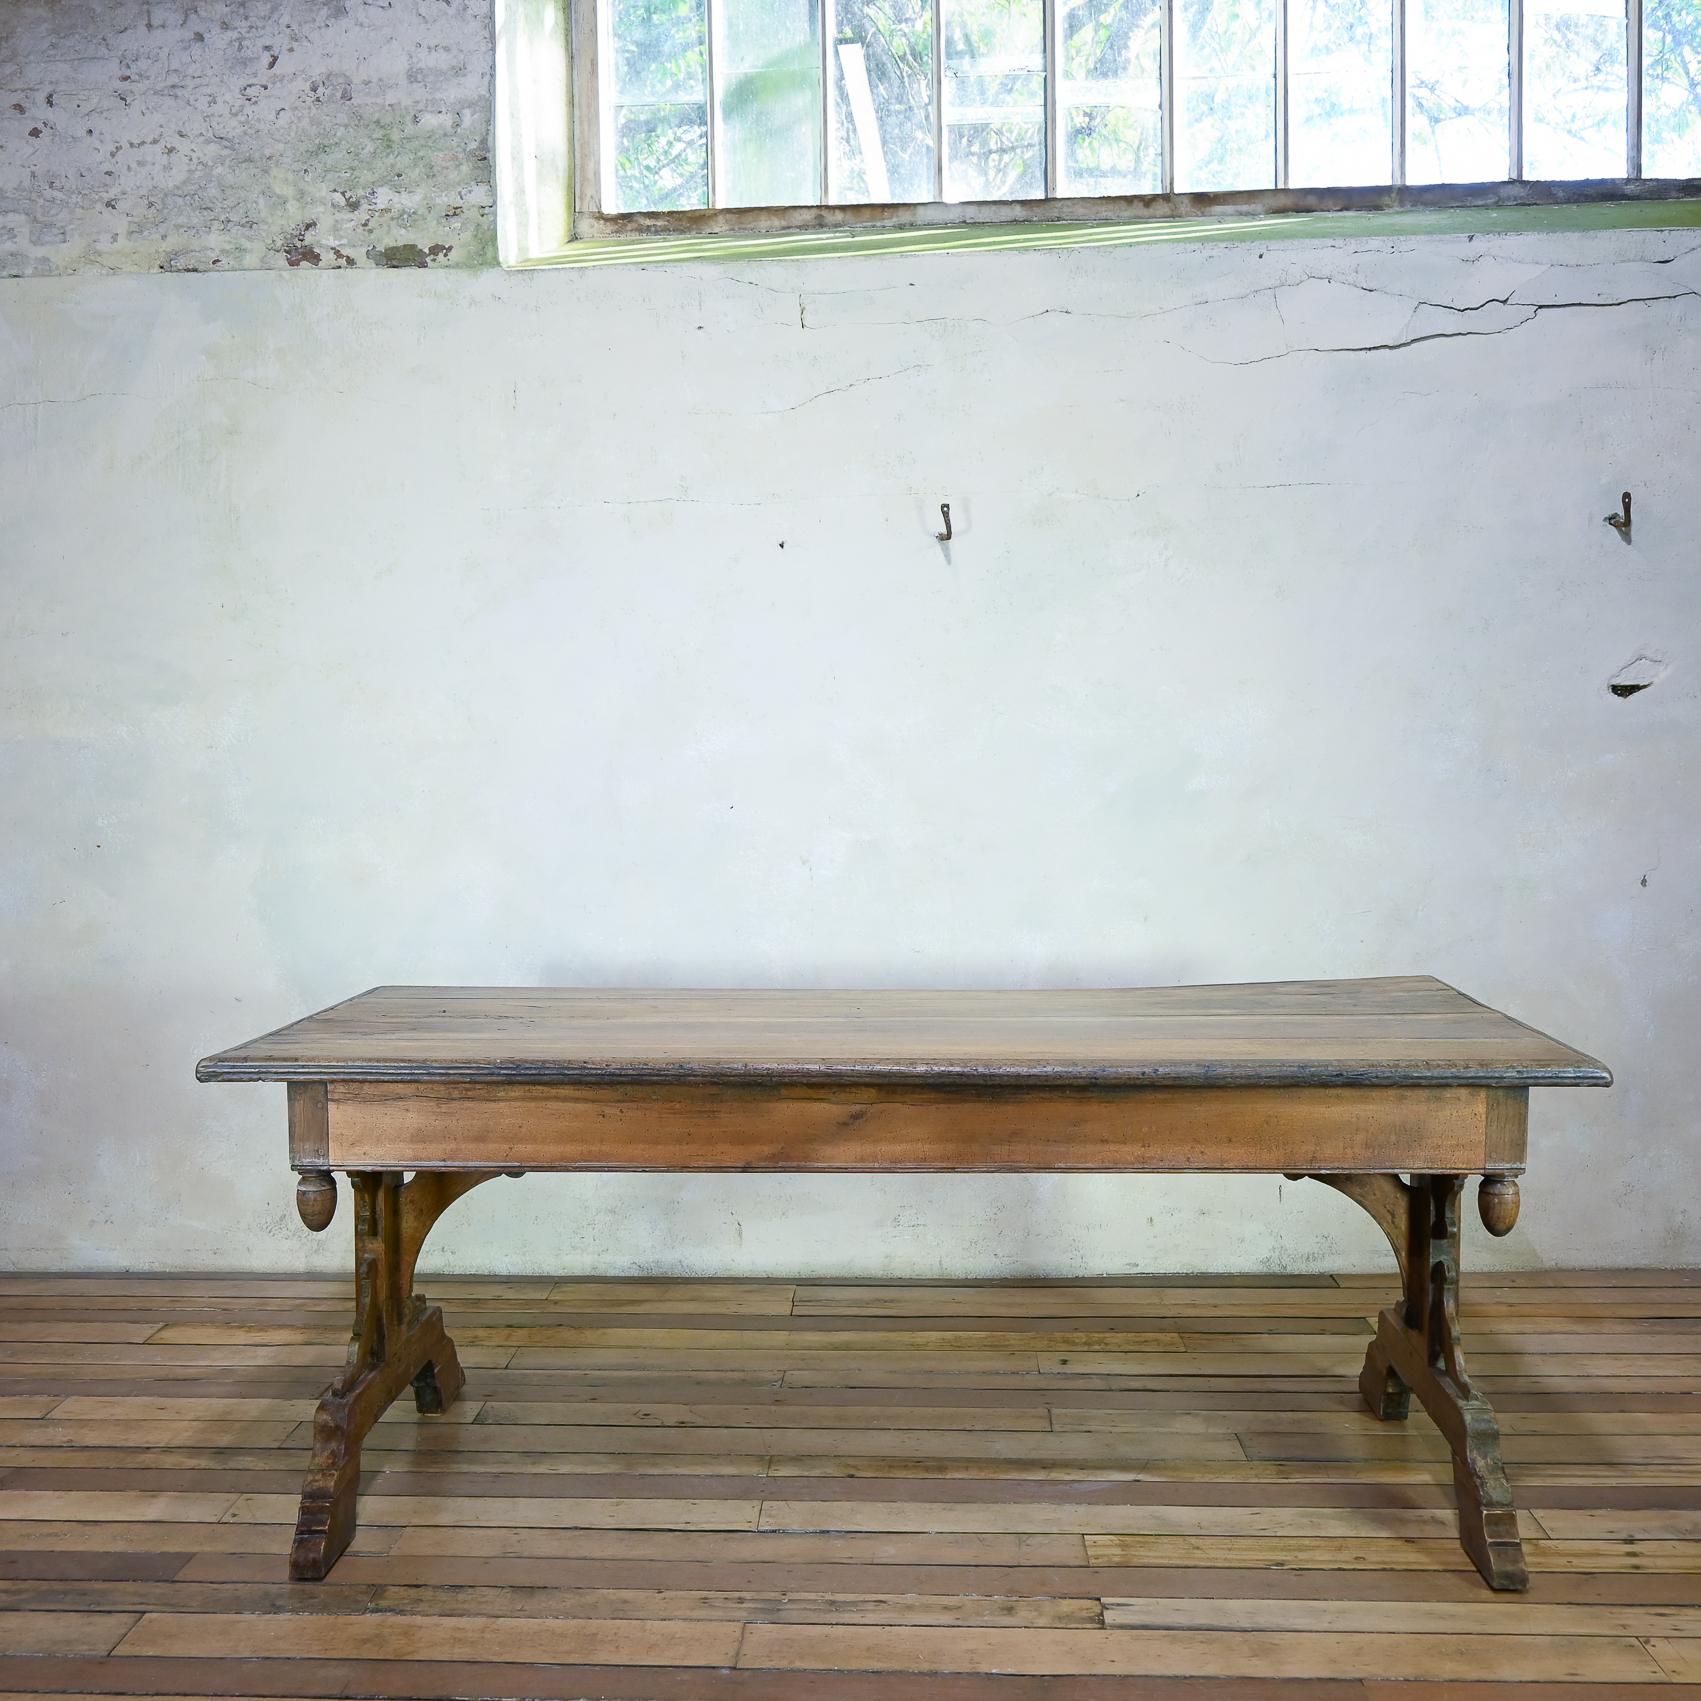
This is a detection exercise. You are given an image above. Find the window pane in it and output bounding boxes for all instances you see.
[1174,0,1277,190]
[715,0,823,206]
[943,0,1046,199]
[605,0,710,210]
[1059,0,1163,194]
[611,106,712,207]
[1406,0,1510,181]
[1645,0,1701,175]
[1523,0,1626,177]
[830,0,937,201]
[1288,0,1392,184]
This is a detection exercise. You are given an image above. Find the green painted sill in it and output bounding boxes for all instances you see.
[505,197,1701,269]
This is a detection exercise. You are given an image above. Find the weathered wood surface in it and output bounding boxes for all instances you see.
[198,978,1611,1088]
[2,1270,1700,1691]
[315,1081,1529,1174]
[193,978,1613,1597]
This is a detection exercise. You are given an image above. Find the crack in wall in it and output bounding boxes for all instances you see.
[696,363,938,416]
[1171,285,1701,364]
[777,252,1701,345]
[0,392,134,412]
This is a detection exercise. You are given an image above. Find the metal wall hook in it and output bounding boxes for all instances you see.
[935,502,952,543]
[1605,491,1632,540]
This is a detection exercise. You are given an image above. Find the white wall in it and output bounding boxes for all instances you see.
[1,229,1695,1274]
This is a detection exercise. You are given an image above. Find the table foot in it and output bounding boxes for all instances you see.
[290,1437,357,1582]
[412,1337,466,1415]
[1357,1335,1411,1421]
[1298,1170,1528,1592]
[1454,1451,1529,1590]
[287,1168,507,1581]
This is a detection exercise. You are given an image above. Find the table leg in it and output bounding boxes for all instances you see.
[288,1167,508,1580]
[1299,1170,1526,1591]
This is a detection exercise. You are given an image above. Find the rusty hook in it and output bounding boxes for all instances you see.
[1605,491,1632,540]
[935,503,953,543]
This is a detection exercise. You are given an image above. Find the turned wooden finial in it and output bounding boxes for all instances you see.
[296,1170,337,1232]
[1478,1175,1519,1237]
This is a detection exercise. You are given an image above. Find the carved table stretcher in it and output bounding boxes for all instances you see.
[197,976,1610,1590]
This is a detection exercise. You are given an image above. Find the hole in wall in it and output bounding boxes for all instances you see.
[1607,655,1668,698]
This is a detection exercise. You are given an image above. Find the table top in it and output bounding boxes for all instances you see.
[197,977,1610,1090]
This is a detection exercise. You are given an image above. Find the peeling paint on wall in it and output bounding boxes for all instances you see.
[0,1,497,276]
[366,241,454,268]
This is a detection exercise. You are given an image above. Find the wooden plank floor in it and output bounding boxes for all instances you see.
[0,1272,1699,1697]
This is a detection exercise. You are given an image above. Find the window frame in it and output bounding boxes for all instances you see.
[492,0,1701,260]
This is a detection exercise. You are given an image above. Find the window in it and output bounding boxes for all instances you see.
[492,0,1701,254]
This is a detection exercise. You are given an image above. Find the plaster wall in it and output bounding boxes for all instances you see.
[2,232,1694,1273]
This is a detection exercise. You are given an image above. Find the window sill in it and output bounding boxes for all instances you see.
[503,192,1701,270]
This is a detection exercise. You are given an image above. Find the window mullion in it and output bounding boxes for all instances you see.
[1275,0,1289,187]
[933,0,946,198]
[1392,0,1406,183]
[1045,0,1061,196]
[1627,0,1643,176]
[1509,0,1523,177]
[1160,0,1175,192]
[705,0,722,204]
[821,0,835,202]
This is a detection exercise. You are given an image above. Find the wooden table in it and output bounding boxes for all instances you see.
[198,976,1609,1591]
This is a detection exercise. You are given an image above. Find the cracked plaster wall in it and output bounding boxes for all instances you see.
[2,230,1696,1273]
[1,4,1696,1275]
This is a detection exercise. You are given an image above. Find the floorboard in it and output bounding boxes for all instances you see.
[0,1270,1696,1694]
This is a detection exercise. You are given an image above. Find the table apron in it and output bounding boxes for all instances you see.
[289,1081,1528,1174]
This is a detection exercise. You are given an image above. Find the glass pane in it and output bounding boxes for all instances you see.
[1288,0,1392,185]
[1173,0,1277,190]
[604,0,710,210]
[715,0,823,206]
[830,0,937,201]
[1645,0,1701,175]
[1523,0,1626,176]
[1405,0,1510,181]
[943,0,1046,199]
[611,105,712,207]
[1059,0,1163,194]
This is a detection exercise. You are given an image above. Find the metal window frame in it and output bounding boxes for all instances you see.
[932,0,947,199]
[571,0,1689,239]
[821,0,836,201]
[1160,0,1176,193]
[1628,0,1644,176]
[1044,0,1061,194]
[1510,0,1524,178]
[1391,0,1405,184]
[705,0,722,202]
